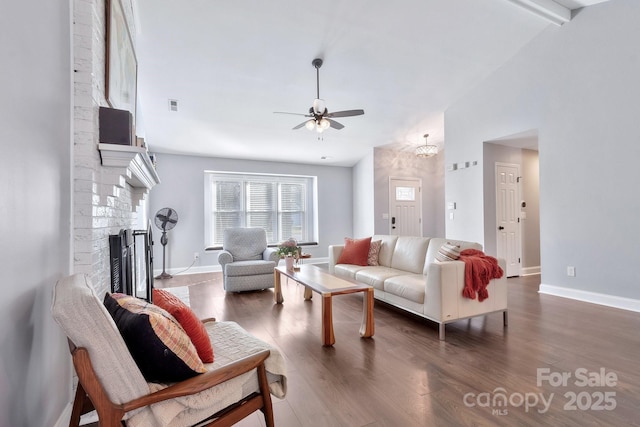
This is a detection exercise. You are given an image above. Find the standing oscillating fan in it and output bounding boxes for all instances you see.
[154,207,178,279]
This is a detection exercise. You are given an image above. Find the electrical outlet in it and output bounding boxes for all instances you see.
[567,266,576,277]
[194,252,200,261]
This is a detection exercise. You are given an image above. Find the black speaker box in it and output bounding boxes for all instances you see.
[99,106,133,145]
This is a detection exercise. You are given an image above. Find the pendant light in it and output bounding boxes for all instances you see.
[416,133,438,158]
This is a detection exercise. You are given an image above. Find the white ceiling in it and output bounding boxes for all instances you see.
[134,0,608,166]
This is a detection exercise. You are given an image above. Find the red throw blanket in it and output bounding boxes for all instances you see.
[458,249,504,302]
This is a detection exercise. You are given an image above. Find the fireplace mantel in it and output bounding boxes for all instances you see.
[98,143,160,189]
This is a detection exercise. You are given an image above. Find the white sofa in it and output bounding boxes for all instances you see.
[328,235,508,340]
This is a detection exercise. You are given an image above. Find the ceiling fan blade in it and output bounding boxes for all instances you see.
[274,111,310,116]
[326,109,365,118]
[327,119,344,130]
[293,121,310,130]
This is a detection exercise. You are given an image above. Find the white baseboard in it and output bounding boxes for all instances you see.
[539,283,640,313]
[53,403,72,427]
[162,264,222,276]
[154,257,329,277]
[521,266,540,276]
[53,401,99,426]
[80,411,99,425]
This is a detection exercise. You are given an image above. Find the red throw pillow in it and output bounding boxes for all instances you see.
[152,288,214,363]
[337,237,372,266]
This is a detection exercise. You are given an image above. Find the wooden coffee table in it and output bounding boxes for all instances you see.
[273,265,374,346]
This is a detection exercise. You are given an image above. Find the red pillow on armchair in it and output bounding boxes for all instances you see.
[336,237,372,266]
[152,288,214,363]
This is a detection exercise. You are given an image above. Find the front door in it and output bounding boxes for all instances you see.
[389,178,422,236]
[495,163,521,277]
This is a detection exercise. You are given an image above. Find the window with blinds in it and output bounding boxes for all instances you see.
[204,171,317,247]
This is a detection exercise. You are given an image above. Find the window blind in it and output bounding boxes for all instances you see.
[204,172,316,247]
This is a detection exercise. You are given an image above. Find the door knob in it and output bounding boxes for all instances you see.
[498,226,504,230]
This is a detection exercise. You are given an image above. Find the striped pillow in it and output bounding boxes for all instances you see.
[435,243,462,262]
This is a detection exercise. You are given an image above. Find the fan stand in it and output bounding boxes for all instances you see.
[155,230,173,280]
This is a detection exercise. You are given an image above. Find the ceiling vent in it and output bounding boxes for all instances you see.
[168,99,179,112]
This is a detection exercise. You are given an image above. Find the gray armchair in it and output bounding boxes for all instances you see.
[218,228,280,292]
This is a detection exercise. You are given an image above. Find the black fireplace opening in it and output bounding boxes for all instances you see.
[109,226,154,302]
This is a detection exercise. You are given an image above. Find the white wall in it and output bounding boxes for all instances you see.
[0,1,73,425]
[521,149,541,272]
[353,150,375,237]
[148,153,353,272]
[445,0,640,302]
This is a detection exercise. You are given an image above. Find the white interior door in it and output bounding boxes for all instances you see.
[496,163,521,277]
[389,178,422,236]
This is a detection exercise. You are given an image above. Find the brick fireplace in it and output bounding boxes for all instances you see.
[73,0,158,297]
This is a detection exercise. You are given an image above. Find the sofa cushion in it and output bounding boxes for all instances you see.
[367,240,382,266]
[225,260,276,277]
[104,293,206,383]
[383,274,426,304]
[337,237,372,266]
[390,236,430,274]
[435,243,462,262]
[372,235,398,267]
[354,267,406,290]
[153,288,214,363]
[334,264,367,280]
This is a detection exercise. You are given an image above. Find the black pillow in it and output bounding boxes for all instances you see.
[103,293,206,383]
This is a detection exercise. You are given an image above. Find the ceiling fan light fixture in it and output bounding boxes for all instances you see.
[305,120,316,131]
[275,58,364,132]
[306,118,331,133]
[416,133,438,158]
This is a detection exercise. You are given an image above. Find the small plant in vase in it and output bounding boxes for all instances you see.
[277,238,300,270]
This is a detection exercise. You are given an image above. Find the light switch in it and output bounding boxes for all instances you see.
[382,213,389,220]
[449,212,454,220]
[521,211,527,219]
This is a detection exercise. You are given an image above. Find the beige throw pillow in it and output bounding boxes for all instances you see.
[368,240,382,266]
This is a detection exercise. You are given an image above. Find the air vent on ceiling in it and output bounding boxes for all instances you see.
[168,99,178,112]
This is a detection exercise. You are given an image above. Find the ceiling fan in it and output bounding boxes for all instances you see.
[275,58,364,133]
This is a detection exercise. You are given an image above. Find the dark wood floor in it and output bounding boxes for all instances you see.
[148,269,640,426]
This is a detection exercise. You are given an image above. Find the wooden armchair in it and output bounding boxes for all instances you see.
[52,274,287,427]
[68,343,272,427]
